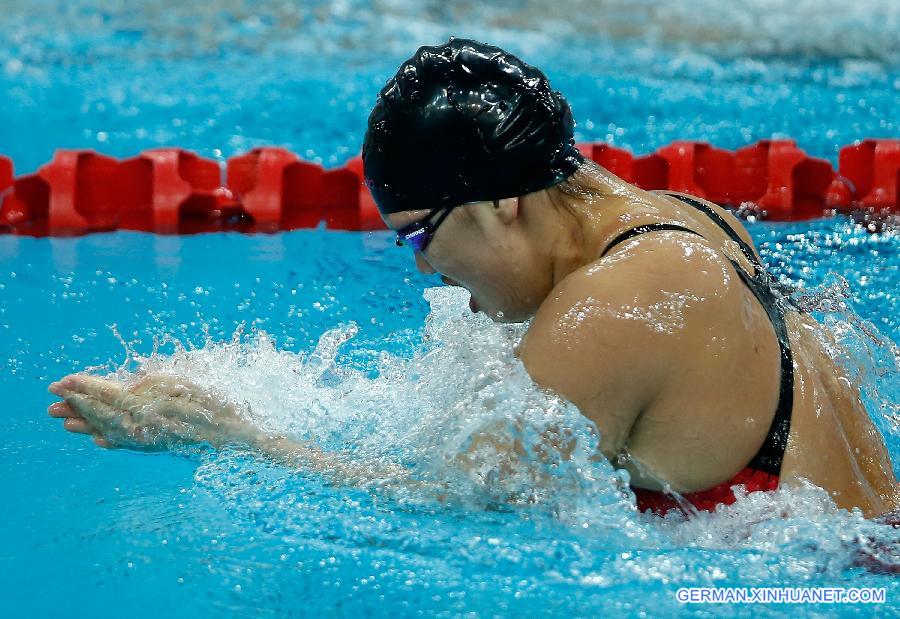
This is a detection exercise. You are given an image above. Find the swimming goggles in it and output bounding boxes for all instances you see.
[393,205,458,253]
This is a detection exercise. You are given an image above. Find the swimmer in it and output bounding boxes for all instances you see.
[48,38,899,519]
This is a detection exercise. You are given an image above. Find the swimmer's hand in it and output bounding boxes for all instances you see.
[48,373,439,497]
[47,373,259,451]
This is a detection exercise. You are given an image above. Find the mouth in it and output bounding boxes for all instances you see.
[439,276,478,312]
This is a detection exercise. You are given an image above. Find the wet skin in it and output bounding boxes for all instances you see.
[48,167,899,518]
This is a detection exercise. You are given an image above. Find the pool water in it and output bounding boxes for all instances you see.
[2,1,900,616]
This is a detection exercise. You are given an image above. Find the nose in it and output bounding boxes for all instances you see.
[414,251,436,275]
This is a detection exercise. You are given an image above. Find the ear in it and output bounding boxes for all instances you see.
[493,197,519,225]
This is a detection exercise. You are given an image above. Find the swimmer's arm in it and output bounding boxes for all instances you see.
[47,373,442,496]
[245,433,443,495]
[47,372,571,502]
[247,434,390,483]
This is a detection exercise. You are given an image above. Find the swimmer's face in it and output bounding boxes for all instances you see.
[384,198,548,322]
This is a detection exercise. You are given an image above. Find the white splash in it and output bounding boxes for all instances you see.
[119,286,631,516]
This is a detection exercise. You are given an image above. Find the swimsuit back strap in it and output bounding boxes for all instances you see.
[600,223,702,258]
[729,262,794,475]
[663,193,763,272]
[665,193,795,476]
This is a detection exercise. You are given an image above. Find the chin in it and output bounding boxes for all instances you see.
[484,303,531,323]
[469,289,533,323]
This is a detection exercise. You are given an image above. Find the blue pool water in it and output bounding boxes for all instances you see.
[2,1,900,616]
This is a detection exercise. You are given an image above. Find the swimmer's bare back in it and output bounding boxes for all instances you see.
[518,190,900,518]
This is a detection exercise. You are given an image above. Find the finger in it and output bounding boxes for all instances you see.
[48,401,82,419]
[66,394,146,446]
[65,393,131,431]
[63,418,96,435]
[60,375,140,410]
[48,379,69,397]
[93,436,112,449]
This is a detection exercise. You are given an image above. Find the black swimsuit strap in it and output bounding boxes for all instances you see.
[600,223,701,258]
[730,262,794,475]
[600,194,795,477]
[663,194,763,272]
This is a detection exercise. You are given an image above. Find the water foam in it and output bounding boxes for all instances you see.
[116,287,630,516]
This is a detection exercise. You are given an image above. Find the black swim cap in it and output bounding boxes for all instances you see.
[362,37,584,214]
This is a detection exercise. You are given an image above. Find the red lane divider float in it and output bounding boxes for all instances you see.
[0,150,119,236]
[227,147,324,232]
[318,156,382,231]
[579,139,840,220]
[0,149,242,235]
[835,139,900,213]
[0,155,12,196]
[118,149,242,234]
[731,140,836,220]
[2,140,898,236]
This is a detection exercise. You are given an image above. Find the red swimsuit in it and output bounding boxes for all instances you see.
[600,194,797,516]
[633,467,781,514]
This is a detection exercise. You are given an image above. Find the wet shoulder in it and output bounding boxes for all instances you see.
[526,230,739,343]
[519,232,745,447]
